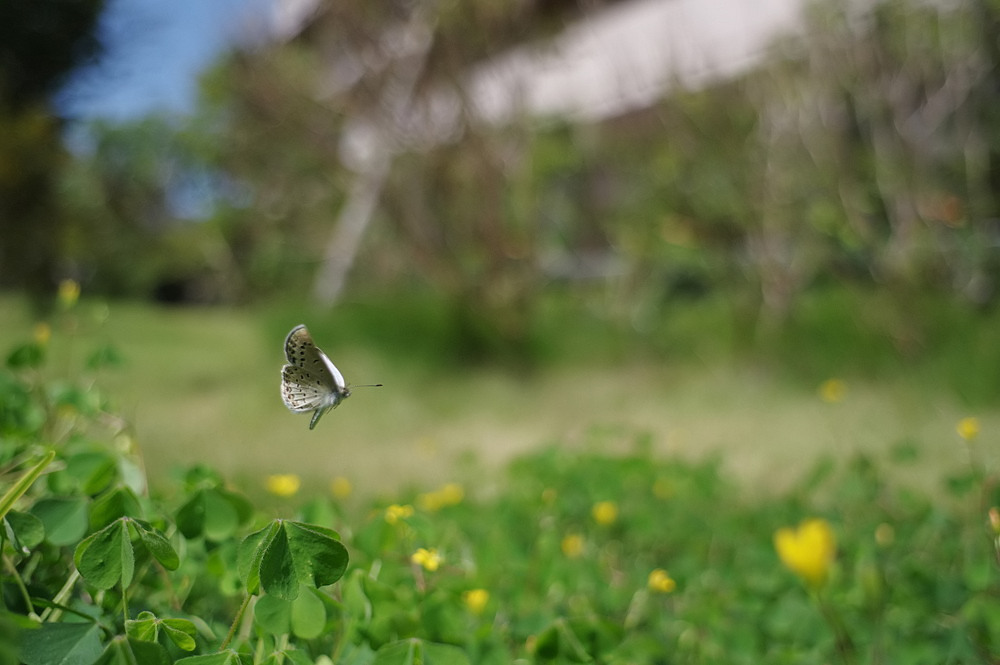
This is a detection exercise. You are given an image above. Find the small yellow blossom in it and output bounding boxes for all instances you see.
[561,533,584,558]
[774,518,836,589]
[330,476,352,499]
[957,417,980,442]
[58,279,80,308]
[33,322,51,347]
[418,483,465,512]
[462,588,490,614]
[592,501,619,526]
[384,504,414,524]
[818,378,846,404]
[647,568,677,594]
[411,547,442,572]
[265,474,301,497]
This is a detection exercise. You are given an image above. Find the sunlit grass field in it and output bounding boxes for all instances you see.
[0,290,993,500]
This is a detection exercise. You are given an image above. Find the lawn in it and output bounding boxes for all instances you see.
[3,291,1000,664]
[0,293,990,499]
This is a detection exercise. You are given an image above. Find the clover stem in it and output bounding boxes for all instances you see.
[3,553,36,619]
[816,590,854,663]
[220,593,252,651]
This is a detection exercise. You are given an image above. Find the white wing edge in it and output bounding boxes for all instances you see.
[317,349,347,391]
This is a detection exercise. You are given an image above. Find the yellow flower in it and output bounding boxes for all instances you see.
[384,504,414,524]
[818,378,846,404]
[957,417,980,442]
[265,474,301,497]
[561,533,584,558]
[462,588,490,614]
[411,547,442,572]
[330,476,352,499]
[592,500,618,526]
[418,483,465,512]
[647,568,677,594]
[58,279,80,308]
[33,322,51,347]
[774,518,836,589]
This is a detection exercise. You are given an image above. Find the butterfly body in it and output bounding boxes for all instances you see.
[281,324,351,429]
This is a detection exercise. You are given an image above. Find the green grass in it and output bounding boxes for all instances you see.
[3,289,1000,663]
[0,289,995,501]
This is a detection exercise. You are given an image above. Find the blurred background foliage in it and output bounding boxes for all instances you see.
[4,0,1000,372]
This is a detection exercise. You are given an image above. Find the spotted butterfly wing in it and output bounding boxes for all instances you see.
[281,324,350,429]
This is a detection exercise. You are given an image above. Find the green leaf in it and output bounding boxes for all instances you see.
[5,510,45,550]
[6,343,44,369]
[133,520,180,570]
[160,618,198,651]
[86,345,124,370]
[20,622,103,665]
[89,487,142,529]
[533,619,591,662]
[74,518,135,589]
[93,635,171,665]
[290,588,326,639]
[260,525,296,599]
[175,649,252,665]
[0,451,55,522]
[64,451,118,496]
[237,522,279,595]
[30,497,89,546]
[282,521,349,590]
[124,611,197,652]
[373,639,471,665]
[253,594,291,635]
[280,650,314,665]
[239,521,348,600]
[177,488,251,541]
[125,611,158,642]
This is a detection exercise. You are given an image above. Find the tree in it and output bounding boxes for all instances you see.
[0,0,105,309]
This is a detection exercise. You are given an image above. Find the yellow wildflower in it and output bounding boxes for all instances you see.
[384,504,414,524]
[774,518,836,589]
[33,322,51,347]
[462,588,490,614]
[561,533,584,558]
[411,547,442,572]
[265,474,301,497]
[58,279,80,308]
[818,378,846,404]
[592,500,619,526]
[418,483,464,512]
[330,476,352,499]
[957,417,980,442]
[647,568,677,594]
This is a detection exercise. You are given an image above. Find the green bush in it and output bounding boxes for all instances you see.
[1,319,998,664]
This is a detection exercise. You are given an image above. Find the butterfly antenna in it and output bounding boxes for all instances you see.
[353,383,383,388]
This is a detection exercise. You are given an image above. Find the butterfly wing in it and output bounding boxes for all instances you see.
[284,325,347,392]
[281,365,339,413]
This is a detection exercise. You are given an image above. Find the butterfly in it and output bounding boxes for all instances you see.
[280,324,381,429]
